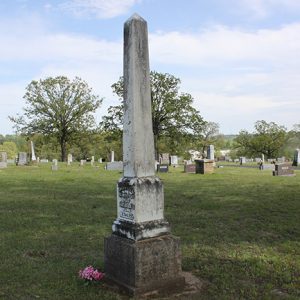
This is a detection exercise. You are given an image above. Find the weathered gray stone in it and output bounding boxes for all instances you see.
[106,161,123,171]
[17,152,27,166]
[207,145,214,160]
[0,152,8,168]
[104,234,184,296]
[123,15,155,178]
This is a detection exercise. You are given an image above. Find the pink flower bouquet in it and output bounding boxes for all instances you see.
[79,266,104,284]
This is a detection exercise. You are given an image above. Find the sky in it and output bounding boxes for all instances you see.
[1,0,300,135]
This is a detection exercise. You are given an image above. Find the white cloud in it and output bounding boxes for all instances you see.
[149,23,300,67]
[61,0,140,19]
[238,0,300,18]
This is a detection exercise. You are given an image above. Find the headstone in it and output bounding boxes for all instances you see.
[36,157,40,163]
[0,152,8,168]
[184,163,196,173]
[157,164,169,172]
[207,145,215,160]
[106,161,123,171]
[292,149,300,166]
[30,141,36,162]
[262,154,265,163]
[110,151,115,162]
[91,156,95,166]
[160,153,170,165]
[80,159,86,166]
[52,159,58,171]
[98,158,103,163]
[195,159,214,174]
[273,163,294,176]
[40,159,48,163]
[67,154,72,165]
[17,152,27,166]
[170,155,178,166]
[104,14,184,296]
[239,157,246,165]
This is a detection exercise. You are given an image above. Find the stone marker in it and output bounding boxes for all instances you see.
[30,141,36,162]
[98,157,103,163]
[104,14,184,296]
[195,159,214,174]
[0,152,8,168]
[184,163,196,173]
[292,149,300,166]
[207,145,214,160]
[52,159,58,171]
[106,161,123,171]
[262,154,265,163]
[67,154,72,165]
[157,164,169,172]
[110,151,115,162]
[91,156,95,166]
[17,152,27,166]
[273,163,294,176]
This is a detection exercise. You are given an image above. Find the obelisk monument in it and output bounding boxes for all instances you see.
[104,14,184,296]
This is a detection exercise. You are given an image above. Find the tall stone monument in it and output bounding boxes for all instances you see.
[31,141,36,162]
[207,145,214,160]
[292,149,300,166]
[110,150,115,162]
[104,14,184,296]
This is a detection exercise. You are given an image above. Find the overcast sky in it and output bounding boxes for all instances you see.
[1,0,300,135]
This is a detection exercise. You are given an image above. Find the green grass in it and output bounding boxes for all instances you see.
[0,164,299,299]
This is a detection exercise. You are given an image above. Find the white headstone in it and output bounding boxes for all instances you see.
[111,151,115,162]
[0,152,8,168]
[52,159,58,171]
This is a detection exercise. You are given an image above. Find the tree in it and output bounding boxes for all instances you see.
[235,120,287,158]
[101,71,205,159]
[10,76,102,161]
[0,141,18,159]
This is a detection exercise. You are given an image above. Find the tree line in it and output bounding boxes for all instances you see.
[4,74,300,161]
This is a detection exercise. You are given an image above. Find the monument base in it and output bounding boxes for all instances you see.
[104,234,185,296]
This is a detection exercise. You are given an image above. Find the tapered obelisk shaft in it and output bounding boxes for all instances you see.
[123,14,155,178]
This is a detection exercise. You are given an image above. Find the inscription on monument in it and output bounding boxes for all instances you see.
[118,185,135,221]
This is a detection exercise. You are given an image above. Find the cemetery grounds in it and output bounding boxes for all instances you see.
[0,163,299,299]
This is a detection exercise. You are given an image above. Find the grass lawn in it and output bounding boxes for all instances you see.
[0,163,299,299]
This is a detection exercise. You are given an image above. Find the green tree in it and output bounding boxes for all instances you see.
[235,120,287,158]
[101,71,205,159]
[0,141,18,159]
[9,76,102,161]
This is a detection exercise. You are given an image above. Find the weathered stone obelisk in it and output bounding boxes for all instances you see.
[31,141,36,162]
[104,14,184,296]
